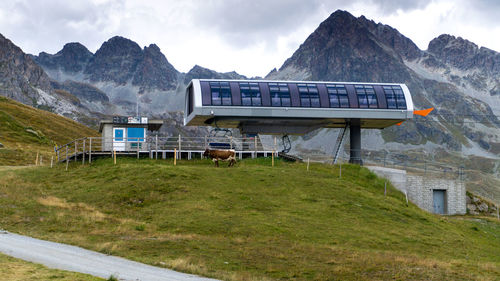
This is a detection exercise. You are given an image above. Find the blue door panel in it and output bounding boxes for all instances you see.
[114,129,124,141]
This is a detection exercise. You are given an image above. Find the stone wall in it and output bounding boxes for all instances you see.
[368,166,466,215]
[407,175,466,215]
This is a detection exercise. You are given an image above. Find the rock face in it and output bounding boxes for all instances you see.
[50,80,109,103]
[32,36,247,116]
[466,193,498,216]
[35,36,180,92]
[132,44,179,93]
[184,65,247,84]
[427,34,500,75]
[0,33,52,104]
[268,10,500,158]
[85,36,143,84]
[0,33,97,123]
[34,42,92,73]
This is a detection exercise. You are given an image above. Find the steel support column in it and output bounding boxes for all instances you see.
[349,119,363,165]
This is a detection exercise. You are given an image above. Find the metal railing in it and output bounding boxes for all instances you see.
[54,135,279,163]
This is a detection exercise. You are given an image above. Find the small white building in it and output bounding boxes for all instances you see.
[99,116,163,151]
[368,166,466,215]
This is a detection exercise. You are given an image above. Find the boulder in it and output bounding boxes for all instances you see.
[478,202,489,212]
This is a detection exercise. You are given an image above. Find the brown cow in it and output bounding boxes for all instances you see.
[203,148,236,167]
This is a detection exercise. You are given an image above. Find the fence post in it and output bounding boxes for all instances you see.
[174,148,177,166]
[137,137,140,159]
[274,136,277,151]
[178,134,182,159]
[114,150,116,165]
[89,138,92,164]
[155,135,158,160]
[82,139,86,165]
[384,181,387,197]
[272,150,275,167]
[35,151,39,166]
[307,158,310,171]
[74,140,77,162]
[65,146,69,171]
[339,161,342,179]
[254,137,257,158]
[50,156,53,168]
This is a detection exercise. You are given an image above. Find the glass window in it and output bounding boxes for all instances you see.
[210,81,232,106]
[355,85,376,108]
[384,86,406,109]
[127,127,145,142]
[394,87,406,109]
[298,84,320,107]
[239,82,261,106]
[269,83,290,107]
[326,84,349,108]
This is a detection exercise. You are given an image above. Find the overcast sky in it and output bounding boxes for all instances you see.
[1,0,499,77]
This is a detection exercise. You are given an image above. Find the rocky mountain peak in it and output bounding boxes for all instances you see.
[132,43,179,92]
[0,33,52,104]
[277,9,413,82]
[85,36,144,84]
[427,34,500,74]
[357,15,421,60]
[34,42,93,73]
[184,65,246,84]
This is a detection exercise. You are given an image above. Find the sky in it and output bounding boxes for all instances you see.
[1,0,499,77]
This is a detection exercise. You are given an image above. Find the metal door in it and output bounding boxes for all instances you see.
[433,190,446,214]
[113,128,126,151]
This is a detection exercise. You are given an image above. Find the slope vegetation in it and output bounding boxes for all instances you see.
[0,96,98,165]
[0,159,498,280]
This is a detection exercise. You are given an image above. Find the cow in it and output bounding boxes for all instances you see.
[203,148,236,167]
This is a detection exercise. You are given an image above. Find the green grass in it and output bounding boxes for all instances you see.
[0,158,499,280]
[0,252,103,280]
[0,96,98,165]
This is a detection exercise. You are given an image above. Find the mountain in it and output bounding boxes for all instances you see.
[183,65,247,84]
[33,36,228,117]
[35,42,92,74]
[31,36,247,135]
[268,10,500,154]
[0,33,102,124]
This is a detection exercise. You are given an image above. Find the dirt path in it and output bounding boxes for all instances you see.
[0,231,217,281]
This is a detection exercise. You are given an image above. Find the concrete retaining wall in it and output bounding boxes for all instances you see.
[368,166,466,215]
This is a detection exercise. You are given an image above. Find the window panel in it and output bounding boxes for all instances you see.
[339,95,349,107]
[297,84,320,107]
[210,81,232,106]
[326,84,348,108]
[269,82,290,107]
[240,82,261,106]
[355,85,376,108]
[384,86,398,109]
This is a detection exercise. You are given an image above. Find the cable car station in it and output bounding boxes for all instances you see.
[184,79,414,164]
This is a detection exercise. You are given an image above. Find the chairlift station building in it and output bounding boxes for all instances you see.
[184,79,414,164]
[99,117,163,152]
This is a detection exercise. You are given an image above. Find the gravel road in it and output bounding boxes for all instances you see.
[0,231,218,281]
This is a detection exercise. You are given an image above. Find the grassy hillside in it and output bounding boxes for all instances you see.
[0,96,98,165]
[0,253,103,281]
[0,158,499,280]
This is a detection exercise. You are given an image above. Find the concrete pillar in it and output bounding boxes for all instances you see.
[349,120,363,165]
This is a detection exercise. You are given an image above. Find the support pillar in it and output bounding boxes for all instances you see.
[349,120,363,165]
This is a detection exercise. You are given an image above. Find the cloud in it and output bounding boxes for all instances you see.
[0,0,499,77]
